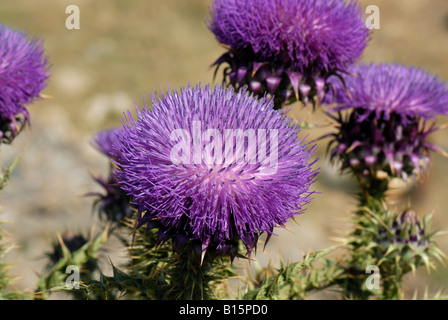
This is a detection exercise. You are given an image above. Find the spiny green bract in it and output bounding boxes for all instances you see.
[353,206,445,275]
[35,227,109,300]
[0,221,28,299]
[65,219,238,300]
[125,223,238,300]
[244,246,343,300]
[345,199,445,299]
[374,209,445,273]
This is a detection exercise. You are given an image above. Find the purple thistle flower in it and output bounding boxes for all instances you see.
[326,63,448,180]
[112,84,318,261]
[87,128,133,225]
[327,63,448,121]
[208,0,369,108]
[86,173,135,225]
[0,24,50,143]
[91,128,119,158]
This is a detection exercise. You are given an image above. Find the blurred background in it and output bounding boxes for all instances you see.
[1,0,448,298]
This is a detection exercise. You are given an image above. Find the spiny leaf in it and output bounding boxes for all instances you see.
[244,245,340,300]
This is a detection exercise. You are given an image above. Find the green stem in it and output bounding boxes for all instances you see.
[340,175,390,300]
[381,273,403,300]
[356,176,389,208]
[167,244,227,300]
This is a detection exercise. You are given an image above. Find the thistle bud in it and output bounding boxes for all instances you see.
[46,232,89,266]
[87,174,134,225]
[0,24,50,144]
[330,111,432,181]
[326,63,448,181]
[375,210,442,272]
[208,0,369,108]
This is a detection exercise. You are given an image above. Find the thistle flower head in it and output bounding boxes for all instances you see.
[113,84,318,260]
[375,210,443,273]
[326,63,448,180]
[328,63,448,121]
[0,24,50,143]
[91,128,120,160]
[379,210,427,249]
[87,174,134,225]
[46,232,88,265]
[208,0,369,108]
[87,129,133,225]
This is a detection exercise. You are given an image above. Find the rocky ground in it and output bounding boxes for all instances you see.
[1,0,448,298]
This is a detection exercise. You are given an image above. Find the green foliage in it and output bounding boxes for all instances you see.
[47,198,446,301]
[164,243,237,300]
[35,226,110,300]
[48,264,160,300]
[0,221,28,299]
[0,151,22,191]
[125,226,237,300]
[46,224,238,300]
[340,194,446,300]
[244,246,343,300]
[0,154,29,300]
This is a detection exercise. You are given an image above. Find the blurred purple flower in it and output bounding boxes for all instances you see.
[326,63,448,180]
[112,84,318,261]
[91,127,122,161]
[208,0,369,108]
[0,24,50,143]
[46,232,88,265]
[87,128,133,225]
[86,173,135,225]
